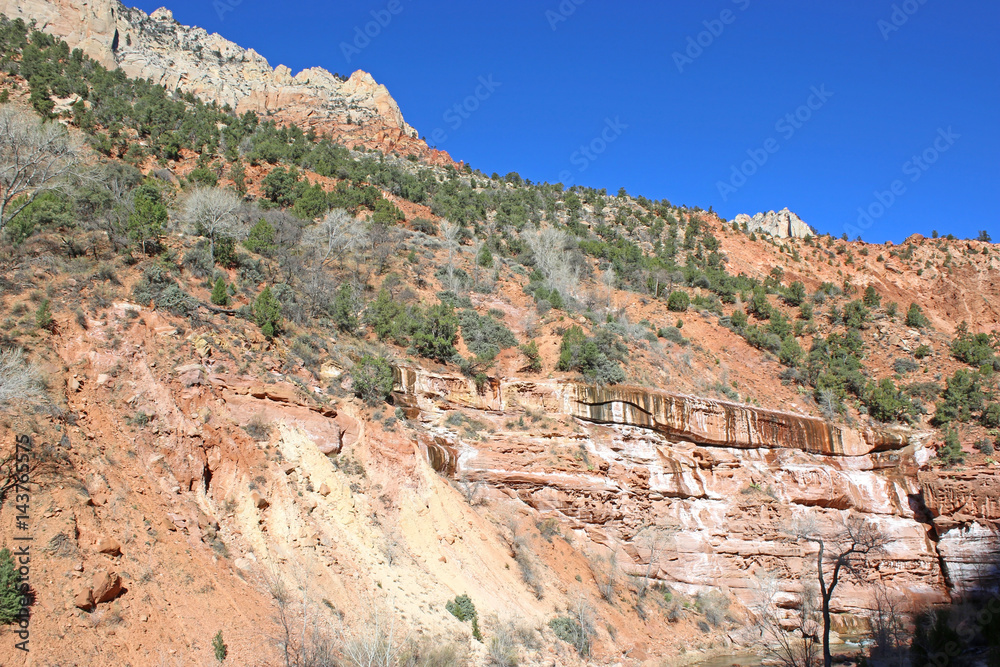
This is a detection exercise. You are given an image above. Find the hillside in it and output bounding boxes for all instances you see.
[0,4,998,666]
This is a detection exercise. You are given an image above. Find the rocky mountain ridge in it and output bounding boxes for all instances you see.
[0,0,455,164]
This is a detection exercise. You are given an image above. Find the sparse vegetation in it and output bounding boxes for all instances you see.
[556,325,626,385]
[243,414,273,441]
[0,548,23,624]
[352,354,394,405]
[905,302,930,328]
[212,630,228,662]
[937,428,965,466]
[3,17,997,666]
[445,594,482,642]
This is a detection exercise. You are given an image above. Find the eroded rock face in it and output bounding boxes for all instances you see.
[393,365,988,614]
[733,207,815,239]
[0,0,453,163]
[920,468,1000,593]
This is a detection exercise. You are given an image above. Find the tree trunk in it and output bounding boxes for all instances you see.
[822,591,833,667]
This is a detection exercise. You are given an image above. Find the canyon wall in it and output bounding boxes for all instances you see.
[394,365,996,616]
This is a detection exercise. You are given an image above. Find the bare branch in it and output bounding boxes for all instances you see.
[182,187,245,264]
[0,106,82,233]
[305,208,365,269]
[789,514,890,667]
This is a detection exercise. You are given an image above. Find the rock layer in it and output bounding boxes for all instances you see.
[0,0,454,163]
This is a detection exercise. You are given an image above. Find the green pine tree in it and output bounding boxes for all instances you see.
[243,219,276,256]
[127,192,167,254]
[254,286,282,339]
[211,277,229,306]
[0,548,23,624]
[332,284,358,333]
[212,630,228,662]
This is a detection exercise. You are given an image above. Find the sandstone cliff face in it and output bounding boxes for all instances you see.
[0,0,454,163]
[393,365,979,616]
[734,207,815,239]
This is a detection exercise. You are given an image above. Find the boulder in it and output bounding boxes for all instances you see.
[73,587,95,611]
[94,536,121,556]
[316,425,342,455]
[178,368,203,387]
[92,571,122,604]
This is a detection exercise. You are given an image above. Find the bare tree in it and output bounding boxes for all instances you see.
[602,266,616,311]
[471,235,484,289]
[487,618,520,667]
[523,226,578,300]
[567,593,596,658]
[182,187,245,265]
[439,219,461,292]
[306,208,364,269]
[368,222,404,276]
[865,579,908,667]
[454,470,484,506]
[440,219,460,265]
[590,548,619,604]
[792,515,889,667]
[630,526,667,619]
[751,571,821,667]
[504,513,543,599]
[340,599,408,667]
[651,268,671,299]
[263,565,296,667]
[0,106,80,234]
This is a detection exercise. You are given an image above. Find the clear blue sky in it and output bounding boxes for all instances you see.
[131,0,999,243]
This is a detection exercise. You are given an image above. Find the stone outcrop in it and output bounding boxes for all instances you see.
[733,207,815,239]
[0,0,453,163]
[393,365,997,614]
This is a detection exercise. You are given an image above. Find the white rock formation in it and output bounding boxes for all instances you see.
[733,207,815,239]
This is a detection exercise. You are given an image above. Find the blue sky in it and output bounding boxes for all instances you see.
[131,0,999,243]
